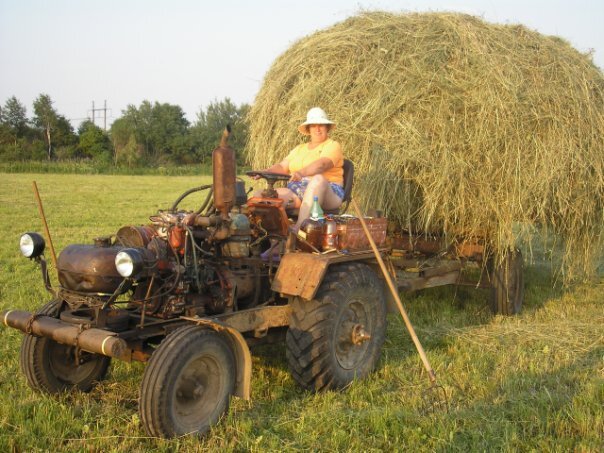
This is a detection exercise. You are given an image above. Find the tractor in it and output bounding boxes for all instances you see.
[1,129,522,437]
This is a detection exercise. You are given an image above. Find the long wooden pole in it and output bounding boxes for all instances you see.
[32,181,58,269]
[351,199,438,384]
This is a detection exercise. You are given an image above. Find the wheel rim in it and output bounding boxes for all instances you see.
[334,298,372,370]
[47,341,103,384]
[173,354,224,431]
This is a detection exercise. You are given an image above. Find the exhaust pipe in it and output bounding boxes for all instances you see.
[2,310,129,360]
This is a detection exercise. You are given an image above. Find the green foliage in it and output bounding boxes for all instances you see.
[1,96,28,142]
[0,95,250,170]
[32,93,57,160]
[76,120,112,162]
[111,100,191,165]
[31,93,77,160]
[190,97,250,165]
[0,160,214,175]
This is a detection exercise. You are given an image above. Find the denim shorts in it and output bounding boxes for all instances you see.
[287,178,345,200]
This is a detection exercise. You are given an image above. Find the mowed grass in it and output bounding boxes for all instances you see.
[0,173,602,452]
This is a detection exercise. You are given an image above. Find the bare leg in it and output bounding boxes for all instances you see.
[295,175,342,228]
[275,188,302,209]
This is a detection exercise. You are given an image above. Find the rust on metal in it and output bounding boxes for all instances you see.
[1,309,130,360]
[57,244,124,293]
[272,250,385,300]
[271,253,330,300]
[247,197,290,236]
[115,225,157,248]
[212,127,236,219]
[455,241,484,260]
[213,304,291,333]
[397,270,460,292]
[390,234,446,255]
[351,324,371,345]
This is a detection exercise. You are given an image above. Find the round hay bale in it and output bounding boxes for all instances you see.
[247,11,604,280]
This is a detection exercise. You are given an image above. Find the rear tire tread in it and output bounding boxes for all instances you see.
[286,263,387,392]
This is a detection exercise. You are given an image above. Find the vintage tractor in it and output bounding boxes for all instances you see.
[1,130,523,438]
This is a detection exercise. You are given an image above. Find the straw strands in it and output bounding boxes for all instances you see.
[247,12,604,280]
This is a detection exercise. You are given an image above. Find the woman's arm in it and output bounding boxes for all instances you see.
[290,157,334,181]
[263,159,290,174]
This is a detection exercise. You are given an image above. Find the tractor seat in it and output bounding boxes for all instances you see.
[287,159,354,217]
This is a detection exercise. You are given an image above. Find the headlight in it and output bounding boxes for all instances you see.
[20,233,45,258]
[115,248,145,277]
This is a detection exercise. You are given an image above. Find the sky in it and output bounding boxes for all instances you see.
[1,0,602,129]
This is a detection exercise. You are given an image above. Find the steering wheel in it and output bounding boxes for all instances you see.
[246,171,290,182]
[246,171,290,199]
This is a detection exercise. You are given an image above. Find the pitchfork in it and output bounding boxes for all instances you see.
[351,200,449,414]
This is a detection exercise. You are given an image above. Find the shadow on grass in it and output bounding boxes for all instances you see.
[439,344,604,451]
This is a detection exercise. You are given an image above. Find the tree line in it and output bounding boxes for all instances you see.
[0,94,250,167]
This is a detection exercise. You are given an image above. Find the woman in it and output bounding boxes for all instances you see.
[261,107,345,230]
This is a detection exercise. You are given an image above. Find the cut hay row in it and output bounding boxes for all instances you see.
[247,11,604,280]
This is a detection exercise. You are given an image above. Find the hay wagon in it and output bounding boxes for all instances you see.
[383,229,523,315]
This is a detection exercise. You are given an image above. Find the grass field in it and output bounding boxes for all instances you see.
[0,173,602,452]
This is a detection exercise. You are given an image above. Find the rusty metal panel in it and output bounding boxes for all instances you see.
[271,253,330,300]
[210,305,292,333]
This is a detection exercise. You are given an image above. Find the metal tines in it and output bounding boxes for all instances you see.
[421,382,449,414]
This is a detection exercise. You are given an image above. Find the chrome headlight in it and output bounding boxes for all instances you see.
[20,233,45,258]
[115,248,145,277]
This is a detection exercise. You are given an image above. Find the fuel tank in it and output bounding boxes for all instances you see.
[57,244,124,293]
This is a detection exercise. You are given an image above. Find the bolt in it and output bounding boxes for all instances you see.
[351,324,371,345]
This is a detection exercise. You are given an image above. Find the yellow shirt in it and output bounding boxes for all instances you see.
[285,139,344,185]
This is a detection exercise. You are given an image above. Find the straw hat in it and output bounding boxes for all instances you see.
[298,107,336,135]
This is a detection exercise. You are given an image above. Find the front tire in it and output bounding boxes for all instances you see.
[139,325,236,438]
[19,299,111,393]
[286,263,387,392]
[489,249,524,315]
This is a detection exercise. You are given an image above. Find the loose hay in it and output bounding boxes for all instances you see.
[247,11,604,280]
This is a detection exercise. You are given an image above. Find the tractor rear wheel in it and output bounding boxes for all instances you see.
[20,299,111,393]
[139,325,236,438]
[286,263,387,392]
[489,249,524,315]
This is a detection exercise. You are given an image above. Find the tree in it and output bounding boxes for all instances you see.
[112,100,191,164]
[109,117,133,165]
[1,96,28,148]
[190,98,250,164]
[77,120,111,161]
[32,94,58,160]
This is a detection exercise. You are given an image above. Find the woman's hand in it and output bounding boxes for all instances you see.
[289,171,304,182]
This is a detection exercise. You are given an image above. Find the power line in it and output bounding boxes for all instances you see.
[88,100,111,130]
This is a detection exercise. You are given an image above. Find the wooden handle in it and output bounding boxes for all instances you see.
[32,181,58,269]
[351,199,437,384]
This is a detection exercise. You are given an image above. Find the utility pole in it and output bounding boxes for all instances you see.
[89,101,110,130]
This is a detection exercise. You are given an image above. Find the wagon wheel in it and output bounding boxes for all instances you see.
[489,249,524,315]
[286,263,387,391]
[139,325,236,438]
[20,299,111,393]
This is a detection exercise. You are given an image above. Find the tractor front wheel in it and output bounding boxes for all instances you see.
[20,299,111,393]
[139,325,236,438]
[286,263,387,392]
